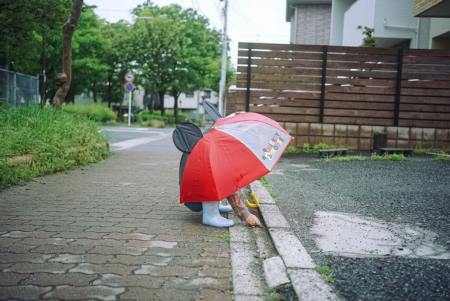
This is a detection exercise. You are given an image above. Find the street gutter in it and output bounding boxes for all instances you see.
[250,180,341,301]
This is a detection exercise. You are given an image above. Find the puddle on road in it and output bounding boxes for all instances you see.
[311,211,450,259]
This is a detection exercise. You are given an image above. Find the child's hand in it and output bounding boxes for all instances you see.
[245,214,262,227]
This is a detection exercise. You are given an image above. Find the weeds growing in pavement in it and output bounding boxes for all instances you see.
[0,105,109,188]
[315,265,335,284]
[209,232,230,242]
[264,283,297,301]
[260,176,277,199]
[413,147,448,155]
[324,155,366,162]
[371,153,406,161]
[433,153,450,161]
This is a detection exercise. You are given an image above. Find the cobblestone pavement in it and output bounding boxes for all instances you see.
[0,133,232,300]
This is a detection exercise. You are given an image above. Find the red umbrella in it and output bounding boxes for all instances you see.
[180,112,291,203]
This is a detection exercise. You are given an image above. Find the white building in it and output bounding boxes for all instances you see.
[286,0,450,49]
[164,90,219,119]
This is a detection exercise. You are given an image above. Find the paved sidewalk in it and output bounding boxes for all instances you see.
[0,140,232,300]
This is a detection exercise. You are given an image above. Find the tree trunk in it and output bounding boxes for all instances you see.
[158,90,165,116]
[52,0,83,107]
[107,73,112,108]
[39,31,47,106]
[172,90,180,124]
[150,93,156,113]
[92,84,97,103]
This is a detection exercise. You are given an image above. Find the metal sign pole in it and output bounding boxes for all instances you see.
[128,91,132,127]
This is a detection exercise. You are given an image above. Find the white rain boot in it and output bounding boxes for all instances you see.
[202,202,234,228]
[219,202,233,213]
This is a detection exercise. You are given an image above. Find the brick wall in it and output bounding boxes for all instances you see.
[280,122,450,151]
[292,4,331,44]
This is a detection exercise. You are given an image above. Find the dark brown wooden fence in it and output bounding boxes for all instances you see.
[228,42,450,129]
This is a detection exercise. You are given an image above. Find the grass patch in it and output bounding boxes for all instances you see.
[62,103,117,123]
[433,153,450,161]
[315,265,335,284]
[324,155,366,162]
[413,147,448,154]
[260,176,277,199]
[371,153,406,161]
[0,105,110,188]
[209,232,230,242]
[285,143,339,154]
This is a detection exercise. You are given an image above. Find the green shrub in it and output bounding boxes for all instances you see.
[303,143,312,153]
[137,109,193,127]
[0,106,109,188]
[62,103,116,123]
[164,110,188,124]
[313,143,335,152]
[284,145,301,155]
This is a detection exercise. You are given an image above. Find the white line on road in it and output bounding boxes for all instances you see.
[110,134,169,151]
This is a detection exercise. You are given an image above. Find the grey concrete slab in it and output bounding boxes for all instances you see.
[229,223,252,243]
[259,204,290,228]
[269,228,315,269]
[250,181,274,204]
[263,256,290,288]
[230,241,263,296]
[288,269,339,301]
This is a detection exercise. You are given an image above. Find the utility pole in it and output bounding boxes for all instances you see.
[218,0,228,116]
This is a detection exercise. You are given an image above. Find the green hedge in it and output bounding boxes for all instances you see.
[137,110,189,127]
[62,103,117,123]
[0,106,110,188]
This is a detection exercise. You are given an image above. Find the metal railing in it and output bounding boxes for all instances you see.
[0,68,40,106]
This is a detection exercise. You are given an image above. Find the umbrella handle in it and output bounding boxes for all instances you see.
[245,191,260,208]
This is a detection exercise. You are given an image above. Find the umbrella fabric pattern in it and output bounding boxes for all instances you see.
[180,112,291,203]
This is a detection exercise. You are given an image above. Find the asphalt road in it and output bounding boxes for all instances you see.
[267,154,450,301]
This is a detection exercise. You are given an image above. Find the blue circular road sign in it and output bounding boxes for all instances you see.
[124,72,135,82]
[124,82,134,92]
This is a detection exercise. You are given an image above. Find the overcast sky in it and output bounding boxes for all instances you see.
[84,0,290,66]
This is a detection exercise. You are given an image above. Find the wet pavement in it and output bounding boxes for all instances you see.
[267,154,450,301]
[0,128,232,300]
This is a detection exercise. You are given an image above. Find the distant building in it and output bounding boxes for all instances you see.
[286,0,332,44]
[286,0,450,49]
[164,90,219,120]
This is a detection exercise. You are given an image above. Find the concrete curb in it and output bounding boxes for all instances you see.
[250,180,340,301]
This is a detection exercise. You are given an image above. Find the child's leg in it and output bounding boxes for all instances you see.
[202,201,234,228]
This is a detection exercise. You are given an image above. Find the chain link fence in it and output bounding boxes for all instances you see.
[0,68,40,106]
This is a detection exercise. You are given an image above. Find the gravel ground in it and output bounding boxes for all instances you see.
[267,154,450,301]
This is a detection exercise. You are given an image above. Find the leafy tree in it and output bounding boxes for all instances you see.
[0,0,70,103]
[101,21,133,108]
[357,25,376,48]
[70,6,109,103]
[133,3,226,121]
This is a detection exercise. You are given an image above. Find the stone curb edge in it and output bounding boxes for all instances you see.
[250,180,340,301]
